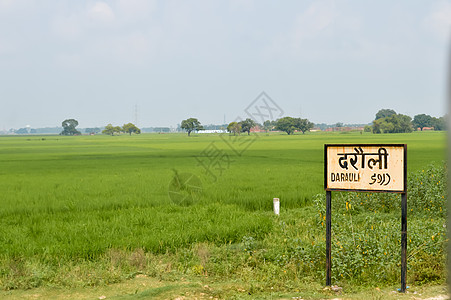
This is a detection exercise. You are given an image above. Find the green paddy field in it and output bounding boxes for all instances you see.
[0,131,447,299]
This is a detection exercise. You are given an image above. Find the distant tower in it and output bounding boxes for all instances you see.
[224,114,226,124]
[134,104,138,126]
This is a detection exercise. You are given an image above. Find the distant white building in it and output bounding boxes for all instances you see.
[197,130,227,134]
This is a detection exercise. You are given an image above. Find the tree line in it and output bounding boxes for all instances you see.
[181,109,446,136]
[365,109,446,134]
[180,116,314,136]
[59,119,141,136]
[59,109,446,137]
[102,123,141,135]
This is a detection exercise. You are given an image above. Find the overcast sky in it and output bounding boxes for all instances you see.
[0,0,450,129]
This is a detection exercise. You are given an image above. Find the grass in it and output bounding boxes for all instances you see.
[1,277,447,299]
[0,131,447,297]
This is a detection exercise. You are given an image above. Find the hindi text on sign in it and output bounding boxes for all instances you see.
[325,144,406,193]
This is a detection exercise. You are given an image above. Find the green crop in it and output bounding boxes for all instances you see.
[0,131,446,291]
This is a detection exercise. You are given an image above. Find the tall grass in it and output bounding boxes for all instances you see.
[310,164,447,285]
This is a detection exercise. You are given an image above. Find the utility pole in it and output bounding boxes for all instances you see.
[134,104,138,126]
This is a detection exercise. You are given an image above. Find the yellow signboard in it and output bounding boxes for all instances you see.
[325,144,406,193]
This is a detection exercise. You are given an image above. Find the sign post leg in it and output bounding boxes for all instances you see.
[326,191,332,286]
[401,192,407,292]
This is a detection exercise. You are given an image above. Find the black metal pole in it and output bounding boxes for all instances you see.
[326,190,332,286]
[401,192,407,292]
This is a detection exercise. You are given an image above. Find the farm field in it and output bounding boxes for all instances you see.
[0,131,447,299]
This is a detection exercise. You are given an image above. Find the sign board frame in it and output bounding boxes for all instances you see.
[324,144,407,193]
[323,144,407,293]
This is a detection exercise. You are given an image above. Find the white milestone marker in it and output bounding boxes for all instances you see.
[273,198,280,215]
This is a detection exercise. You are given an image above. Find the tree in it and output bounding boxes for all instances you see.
[114,126,122,134]
[431,116,446,131]
[275,117,314,135]
[275,117,297,135]
[335,122,344,127]
[295,118,314,134]
[227,122,241,136]
[102,124,121,136]
[85,127,101,134]
[372,114,412,134]
[394,114,413,133]
[263,120,274,132]
[16,128,29,134]
[412,114,432,131]
[122,123,141,135]
[181,118,204,136]
[239,118,257,135]
[60,119,81,136]
[372,119,383,134]
[375,109,396,120]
